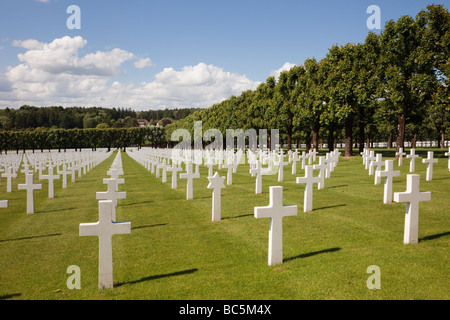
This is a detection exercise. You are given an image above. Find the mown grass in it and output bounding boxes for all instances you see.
[0,148,448,300]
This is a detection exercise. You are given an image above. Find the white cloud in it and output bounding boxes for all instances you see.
[0,36,260,110]
[270,62,297,80]
[134,58,154,69]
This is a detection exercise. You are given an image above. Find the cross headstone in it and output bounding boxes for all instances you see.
[299,151,308,170]
[207,172,226,222]
[275,155,288,182]
[313,156,327,190]
[254,186,297,266]
[57,164,71,189]
[167,163,182,189]
[17,174,42,214]
[406,149,420,173]
[97,178,126,210]
[291,150,300,175]
[180,164,200,200]
[370,154,385,185]
[79,200,131,289]
[40,166,60,199]
[296,165,322,212]
[422,151,438,181]
[393,174,431,244]
[250,160,263,194]
[396,148,406,166]
[222,161,235,186]
[2,166,17,193]
[377,160,400,204]
[365,151,376,170]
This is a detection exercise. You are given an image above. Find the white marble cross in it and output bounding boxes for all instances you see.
[180,164,200,200]
[370,154,385,185]
[79,200,131,289]
[207,172,226,222]
[422,151,438,181]
[377,160,400,204]
[445,147,450,171]
[406,149,420,173]
[396,148,406,166]
[275,155,289,182]
[299,151,308,170]
[291,150,300,174]
[313,156,327,190]
[254,186,297,266]
[97,179,126,221]
[2,166,17,193]
[365,151,376,170]
[394,174,431,244]
[296,165,322,212]
[18,174,42,214]
[40,166,60,198]
[57,164,71,189]
[167,163,182,189]
[250,160,263,194]
[222,161,235,186]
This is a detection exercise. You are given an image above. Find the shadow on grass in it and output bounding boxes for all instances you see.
[222,213,253,220]
[0,293,22,300]
[327,184,348,189]
[314,204,346,211]
[0,233,62,243]
[419,231,450,242]
[115,268,198,287]
[285,247,341,262]
[132,223,167,230]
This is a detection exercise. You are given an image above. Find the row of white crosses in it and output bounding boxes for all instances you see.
[79,150,131,290]
[361,148,434,244]
[1,150,113,214]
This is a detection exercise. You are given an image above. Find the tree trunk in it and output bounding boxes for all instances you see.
[312,120,320,150]
[358,119,365,153]
[440,131,445,149]
[305,132,311,152]
[387,132,393,149]
[328,128,335,152]
[396,113,406,152]
[344,116,353,157]
[411,132,417,149]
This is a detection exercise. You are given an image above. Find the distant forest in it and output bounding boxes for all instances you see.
[0,105,201,131]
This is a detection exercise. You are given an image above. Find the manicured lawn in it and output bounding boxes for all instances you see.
[0,148,448,300]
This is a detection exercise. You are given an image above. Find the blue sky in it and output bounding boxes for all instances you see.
[0,0,442,110]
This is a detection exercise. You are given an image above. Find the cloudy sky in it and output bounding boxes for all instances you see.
[0,0,438,110]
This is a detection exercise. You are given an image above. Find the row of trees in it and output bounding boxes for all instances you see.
[0,127,165,154]
[165,5,449,156]
[0,106,200,130]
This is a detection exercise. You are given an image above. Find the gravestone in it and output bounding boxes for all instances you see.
[291,150,300,174]
[393,174,431,244]
[207,172,226,222]
[57,164,71,189]
[250,160,263,194]
[370,154,384,185]
[2,166,17,193]
[396,148,406,166]
[40,166,60,199]
[97,178,126,221]
[377,160,400,204]
[275,155,288,182]
[254,186,297,266]
[313,156,327,190]
[0,200,8,208]
[17,174,42,214]
[79,200,131,289]
[167,163,182,189]
[406,149,420,173]
[180,164,200,200]
[222,161,235,186]
[296,165,322,212]
[422,151,438,181]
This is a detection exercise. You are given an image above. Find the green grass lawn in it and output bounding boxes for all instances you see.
[0,148,448,300]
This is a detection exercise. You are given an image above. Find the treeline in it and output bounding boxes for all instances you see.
[0,106,200,130]
[165,5,449,156]
[0,126,165,154]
